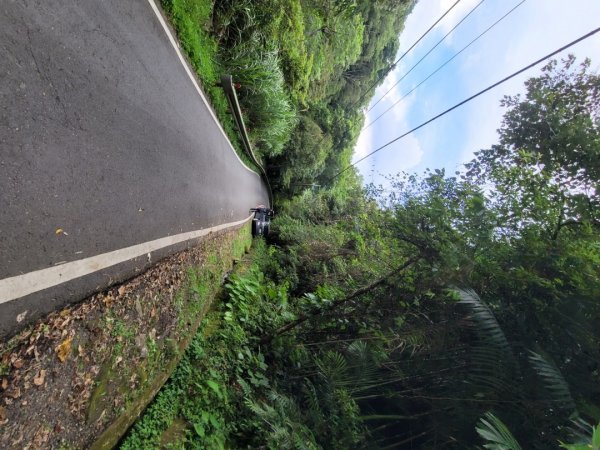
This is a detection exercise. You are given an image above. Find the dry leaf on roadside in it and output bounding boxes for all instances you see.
[33,370,46,386]
[12,359,23,369]
[56,337,73,362]
[7,387,21,399]
[118,286,126,296]
[102,295,113,307]
[55,228,64,235]
[1,378,8,390]
[0,405,6,421]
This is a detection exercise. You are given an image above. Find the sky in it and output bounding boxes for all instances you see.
[352,0,600,188]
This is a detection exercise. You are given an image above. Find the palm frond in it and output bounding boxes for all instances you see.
[567,416,595,444]
[560,421,600,450]
[457,289,520,401]
[315,350,348,384]
[528,350,576,413]
[476,412,523,450]
[457,289,511,355]
[347,339,369,361]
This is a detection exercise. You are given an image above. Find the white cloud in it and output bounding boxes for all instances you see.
[397,0,482,52]
[387,133,425,171]
[438,0,482,39]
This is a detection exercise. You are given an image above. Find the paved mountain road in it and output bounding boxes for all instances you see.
[0,0,269,337]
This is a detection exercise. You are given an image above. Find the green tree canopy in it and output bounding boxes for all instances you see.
[466,55,600,239]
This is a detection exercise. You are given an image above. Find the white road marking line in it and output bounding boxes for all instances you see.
[146,0,257,176]
[0,215,252,305]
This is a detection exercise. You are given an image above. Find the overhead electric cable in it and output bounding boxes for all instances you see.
[364,0,526,131]
[367,0,486,113]
[351,0,462,109]
[328,27,600,183]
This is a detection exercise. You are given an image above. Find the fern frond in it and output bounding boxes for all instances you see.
[302,379,323,418]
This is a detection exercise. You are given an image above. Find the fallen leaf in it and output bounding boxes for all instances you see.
[55,228,64,235]
[1,378,8,390]
[33,426,50,446]
[102,295,113,307]
[56,337,73,362]
[115,356,123,366]
[33,370,46,386]
[0,405,6,421]
[12,359,24,369]
[118,286,126,296]
[7,387,20,399]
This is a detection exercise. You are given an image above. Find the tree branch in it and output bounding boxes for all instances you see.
[260,256,420,344]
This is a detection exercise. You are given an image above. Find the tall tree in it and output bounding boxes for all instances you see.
[465,55,600,239]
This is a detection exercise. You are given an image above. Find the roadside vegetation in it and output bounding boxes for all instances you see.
[121,1,600,449]
[160,0,411,186]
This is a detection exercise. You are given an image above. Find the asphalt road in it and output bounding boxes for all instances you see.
[0,0,269,337]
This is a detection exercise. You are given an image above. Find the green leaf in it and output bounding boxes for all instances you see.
[207,380,223,399]
[194,422,205,437]
[559,444,590,450]
[593,423,600,449]
[209,414,220,429]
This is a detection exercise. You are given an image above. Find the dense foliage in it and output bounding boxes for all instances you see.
[161,0,414,189]
[125,1,599,447]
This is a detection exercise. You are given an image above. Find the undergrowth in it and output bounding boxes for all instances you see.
[120,239,365,449]
[120,240,290,448]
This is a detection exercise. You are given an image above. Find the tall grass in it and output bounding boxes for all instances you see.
[222,34,297,157]
[161,0,297,161]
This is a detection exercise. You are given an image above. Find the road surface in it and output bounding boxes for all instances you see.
[0,0,269,338]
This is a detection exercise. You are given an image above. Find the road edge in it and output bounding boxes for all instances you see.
[145,0,259,177]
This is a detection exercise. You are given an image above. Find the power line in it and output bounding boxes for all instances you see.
[367,0,486,114]
[328,27,600,183]
[351,0,462,110]
[363,0,526,132]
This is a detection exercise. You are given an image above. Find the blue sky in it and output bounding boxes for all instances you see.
[353,0,600,187]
